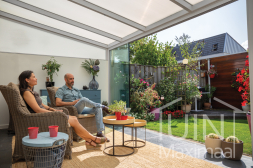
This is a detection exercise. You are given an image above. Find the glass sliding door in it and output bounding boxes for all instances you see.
[109,44,130,107]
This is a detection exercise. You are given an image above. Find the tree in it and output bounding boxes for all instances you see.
[175,34,205,69]
[129,34,177,67]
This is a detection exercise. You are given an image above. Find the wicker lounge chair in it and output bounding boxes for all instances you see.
[0,83,72,162]
[47,87,97,142]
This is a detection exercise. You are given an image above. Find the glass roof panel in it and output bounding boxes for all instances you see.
[86,0,183,27]
[0,1,115,45]
[185,0,203,5]
[20,0,137,38]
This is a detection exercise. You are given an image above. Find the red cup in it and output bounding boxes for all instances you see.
[115,112,121,120]
[49,125,59,137]
[28,127,39,139]
[121,116,128,120]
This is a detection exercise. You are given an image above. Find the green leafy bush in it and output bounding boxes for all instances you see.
[155,77,177,111]
[203,84,216,103]
[130,84,159,114]
[130,112,155,121]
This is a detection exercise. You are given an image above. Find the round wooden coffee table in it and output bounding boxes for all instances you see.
[103,116,135,156]
[124,119,147,148]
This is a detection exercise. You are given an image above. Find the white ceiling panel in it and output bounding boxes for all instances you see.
[85,0,183,26]
[0,1,115,45]
[186,0,204,5]
[20,0,137,38]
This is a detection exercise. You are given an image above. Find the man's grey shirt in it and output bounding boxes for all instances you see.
[55,85,83,102]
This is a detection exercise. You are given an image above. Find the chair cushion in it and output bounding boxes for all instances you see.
[40,96,47,105]
[7,82,26,107]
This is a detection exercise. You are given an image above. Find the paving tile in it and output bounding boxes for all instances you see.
[118,126,253,168]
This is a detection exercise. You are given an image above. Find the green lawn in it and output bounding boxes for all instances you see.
[146,117,252,155]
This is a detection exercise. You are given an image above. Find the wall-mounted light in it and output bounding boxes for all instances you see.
[183,59,188,65]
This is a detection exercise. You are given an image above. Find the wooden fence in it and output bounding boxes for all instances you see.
[130,64,206,87]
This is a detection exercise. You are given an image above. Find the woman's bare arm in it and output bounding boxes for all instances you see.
[41,103,63,112]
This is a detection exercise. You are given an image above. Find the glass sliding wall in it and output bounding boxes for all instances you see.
[109,44,130,107]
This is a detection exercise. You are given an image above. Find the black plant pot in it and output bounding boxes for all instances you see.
[89,76,99,90]
[45,82,55,88]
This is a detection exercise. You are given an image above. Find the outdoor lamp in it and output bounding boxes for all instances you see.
[183,59,188,65]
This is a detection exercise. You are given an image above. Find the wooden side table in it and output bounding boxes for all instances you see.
[124,119,147,148]
[103,116,135,157]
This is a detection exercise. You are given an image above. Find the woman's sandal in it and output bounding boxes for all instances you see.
[94,136,107,144]
[85,140,101,150]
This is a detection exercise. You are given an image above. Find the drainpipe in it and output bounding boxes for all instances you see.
[246,0,253,160]
[208,59,211,104]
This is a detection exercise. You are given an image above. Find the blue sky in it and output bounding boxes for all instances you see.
[157,0,248,49]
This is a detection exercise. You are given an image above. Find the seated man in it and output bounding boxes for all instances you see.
[55,73,110,142]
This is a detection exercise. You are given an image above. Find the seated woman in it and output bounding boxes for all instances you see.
[19,70,106,148]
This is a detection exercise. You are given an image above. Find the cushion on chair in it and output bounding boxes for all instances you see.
[40,96,47,105]
[7,82,26,107]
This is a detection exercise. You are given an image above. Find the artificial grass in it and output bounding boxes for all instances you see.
[146,117,252,155]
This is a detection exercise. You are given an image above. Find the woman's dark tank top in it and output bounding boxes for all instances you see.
[22,89,45,113]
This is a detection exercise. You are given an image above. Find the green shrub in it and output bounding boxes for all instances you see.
[155,77,177,111]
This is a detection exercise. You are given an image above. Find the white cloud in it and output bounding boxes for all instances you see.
[241,40,248,50]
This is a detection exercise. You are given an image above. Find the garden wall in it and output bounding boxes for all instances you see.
[201,52,248,110]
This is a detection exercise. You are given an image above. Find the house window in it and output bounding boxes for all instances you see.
[212,43,218,51]
[196,48,202,53]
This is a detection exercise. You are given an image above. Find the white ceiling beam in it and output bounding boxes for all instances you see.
[3,0,121,42]
[170,0,193,12]
[108,0,237,50]
[0,11,108,49]
[68,0,146,31]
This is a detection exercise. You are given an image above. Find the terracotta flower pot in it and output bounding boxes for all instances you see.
[209,74,215,78]
[181,104,191,113]
[204,103,211,109]
[205,136,222,155]
[221,139,243,161]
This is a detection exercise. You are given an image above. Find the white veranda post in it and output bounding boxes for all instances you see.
[246,0,253,160]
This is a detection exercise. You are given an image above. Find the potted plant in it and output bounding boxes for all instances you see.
[221,136,243,160]
[150,99,162,121]
[203,85,216,109]
[181,74,201,113]
[207,68,218,78]
[205,133,223,155]
[81,59,100,90]
[108,100,126,120]
[236,55,250,112]
[121,111,128,120]
[42,57,62,87]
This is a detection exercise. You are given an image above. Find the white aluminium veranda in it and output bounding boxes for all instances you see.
[0,0,238,49]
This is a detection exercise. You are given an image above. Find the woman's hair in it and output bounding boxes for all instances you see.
[19,70,33,95]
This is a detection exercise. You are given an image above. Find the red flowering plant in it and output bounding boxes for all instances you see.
[236,55,250,106]
[130,83,160,114]
[163,110,186,119]
[130,74,149,94]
